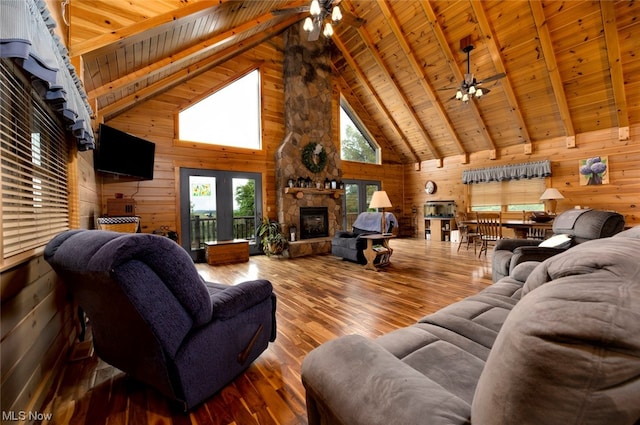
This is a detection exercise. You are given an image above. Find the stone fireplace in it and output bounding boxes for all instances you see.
[275,23,343,257]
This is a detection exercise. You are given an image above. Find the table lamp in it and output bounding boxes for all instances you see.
[369,190,393,234]
[540,188,564,215]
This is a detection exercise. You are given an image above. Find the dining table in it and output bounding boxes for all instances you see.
[463,218,554,239]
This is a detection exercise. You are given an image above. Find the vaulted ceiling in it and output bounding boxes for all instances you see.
[66,0,640,165]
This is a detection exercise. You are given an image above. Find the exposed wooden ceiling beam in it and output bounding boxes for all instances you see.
[331,34,421,164]
[471,0,532,149]
[601,1,629,141]
[70,1,229,58]
[97,17,297,121]
[377,0,468,161]
[529,0,575,147]
[419,0,498,159]
[88,10,302,100]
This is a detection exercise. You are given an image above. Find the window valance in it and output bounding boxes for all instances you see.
[0,0,94,150]
[462,160,551,184]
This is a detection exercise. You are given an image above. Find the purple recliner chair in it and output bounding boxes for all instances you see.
[44,229,276,410]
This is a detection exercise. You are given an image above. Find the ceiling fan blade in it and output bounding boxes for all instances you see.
[341,10,365,27]
[307,20,322,41]
[478,73,506,84]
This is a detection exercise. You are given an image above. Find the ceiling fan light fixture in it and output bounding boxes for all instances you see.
[310,0,321,16]
[462,93,469,102]
[475,88,483,98]
[468,85,476,95]
[303,17,314,32]
[323,22,334,37]
[331,5,342,22]
[456,90,463,100]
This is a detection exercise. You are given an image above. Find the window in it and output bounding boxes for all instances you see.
[470,179,546,212]
[340,99,379,164]
[1,59,70,265]
[178,69,261,149]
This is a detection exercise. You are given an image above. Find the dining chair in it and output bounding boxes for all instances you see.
[454,212,479,254]
[475,212,502,257]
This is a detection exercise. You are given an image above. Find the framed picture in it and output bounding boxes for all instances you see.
[579,156,609,186]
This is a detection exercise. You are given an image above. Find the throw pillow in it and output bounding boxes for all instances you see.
[538,233,572,249]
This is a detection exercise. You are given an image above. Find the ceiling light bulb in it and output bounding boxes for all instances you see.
[323,22,334,37]
[476,88,483,97]
[468,85,476,95]
[332,5,342,21]
[303,17,314,32]
[456,90,463,100]
[462,93,469,102]
[310,0,321,16]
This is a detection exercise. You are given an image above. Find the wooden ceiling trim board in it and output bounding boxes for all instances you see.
[343,1,441,161]
[600,1,629,141]
[418,0,498,158]
[97,17,296,121]
[528,0,575,148]
[377,0,468,162]
[332,35,421,164]
[70,1,230,57]
[471,0,531,147]
[88,10,299,100]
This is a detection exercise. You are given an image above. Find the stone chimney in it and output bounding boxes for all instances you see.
[275,23,343,257]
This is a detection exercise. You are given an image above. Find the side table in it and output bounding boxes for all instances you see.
[361,234,395,271]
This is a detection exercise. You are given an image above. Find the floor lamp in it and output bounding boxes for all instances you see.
[369,191,393,234]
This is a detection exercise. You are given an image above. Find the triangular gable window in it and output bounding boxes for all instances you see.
[178,69,261,149]
[340,98,379,164]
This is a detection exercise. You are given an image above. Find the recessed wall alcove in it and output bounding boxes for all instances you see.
[275,23,343,258]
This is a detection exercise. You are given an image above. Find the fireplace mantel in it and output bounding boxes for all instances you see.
[284,187,345,199]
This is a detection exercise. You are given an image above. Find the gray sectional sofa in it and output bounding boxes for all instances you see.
[302,226,640,425]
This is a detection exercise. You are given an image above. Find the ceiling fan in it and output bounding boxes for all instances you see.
[272,0,363,41]
[449,42,506,102]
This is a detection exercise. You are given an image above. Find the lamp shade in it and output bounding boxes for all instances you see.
[369,191,392,209]
[540,188,564,200]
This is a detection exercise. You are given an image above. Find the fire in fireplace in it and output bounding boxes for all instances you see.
[300,207,329,239]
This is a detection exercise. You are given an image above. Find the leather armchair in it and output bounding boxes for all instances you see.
[44,229,277,410]
[492,209,625,282]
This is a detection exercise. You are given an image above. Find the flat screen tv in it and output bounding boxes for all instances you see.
[95,124,155,180]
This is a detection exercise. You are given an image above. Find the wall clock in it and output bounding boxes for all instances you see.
[425,180,437,195]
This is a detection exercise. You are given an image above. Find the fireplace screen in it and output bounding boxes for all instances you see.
[300,207,329,239]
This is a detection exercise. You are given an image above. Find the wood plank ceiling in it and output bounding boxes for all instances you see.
[66,0,640,165]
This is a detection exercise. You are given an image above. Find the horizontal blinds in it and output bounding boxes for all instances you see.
[471,179,546,207]
[1,59,69,260]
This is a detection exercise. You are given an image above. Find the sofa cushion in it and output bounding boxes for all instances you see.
[472,235,640,425]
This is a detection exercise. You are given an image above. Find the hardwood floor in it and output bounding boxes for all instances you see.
[40,238,494,425]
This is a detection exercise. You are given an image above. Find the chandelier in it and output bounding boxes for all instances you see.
[303,0,342,38]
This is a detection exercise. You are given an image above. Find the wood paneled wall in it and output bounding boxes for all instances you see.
[404,124,640,236]
[1,149,101,418]
[99,36,407,235]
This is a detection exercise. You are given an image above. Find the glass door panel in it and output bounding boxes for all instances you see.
[180,168,262,260]
[341,180,380,229]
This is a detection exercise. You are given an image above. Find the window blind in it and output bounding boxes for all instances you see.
[1,59,69,261]
[470,178,546,209]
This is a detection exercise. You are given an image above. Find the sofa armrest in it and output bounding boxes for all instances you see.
[509,246,567,272]
[302,335,470,425]
[334,230,355,238]
[494,238,540,252]
[208,279,273,320]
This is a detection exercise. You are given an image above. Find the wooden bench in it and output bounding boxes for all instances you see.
[205,239,249,266]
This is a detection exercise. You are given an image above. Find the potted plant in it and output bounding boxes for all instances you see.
[257,216,288,256]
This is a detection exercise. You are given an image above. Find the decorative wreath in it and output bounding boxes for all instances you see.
[302,142,327,174]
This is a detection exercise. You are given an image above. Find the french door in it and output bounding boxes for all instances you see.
[342,179,380,230]
[179,168,263,260]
